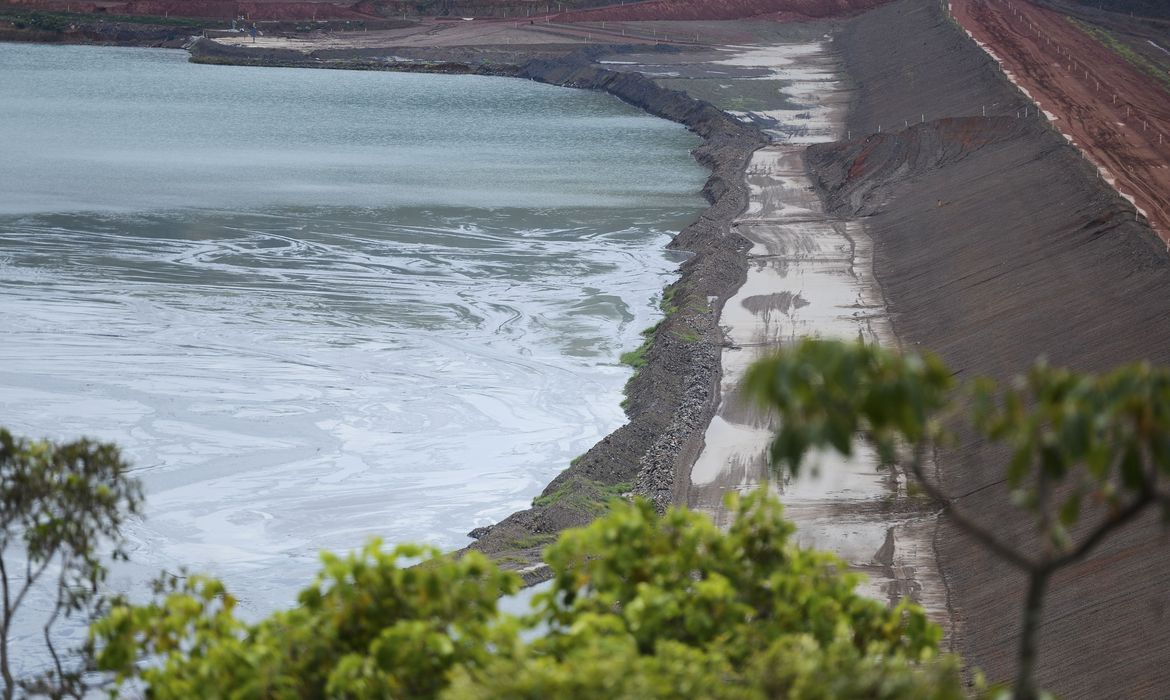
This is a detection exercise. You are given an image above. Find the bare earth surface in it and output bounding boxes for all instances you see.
[15,0,1170,692]
[810,0,1170,695]
[215,19,644,49]
[191,2,1170,691]
[952,0,1170,240]
[675,41,949,627]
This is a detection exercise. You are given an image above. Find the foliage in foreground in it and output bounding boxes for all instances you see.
[93,491,971,699]
[0,429,142,700]
[15,336,1169,699]
[747,338,1170,700]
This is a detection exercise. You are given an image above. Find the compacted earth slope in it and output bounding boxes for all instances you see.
[809,0,1170,696]
[952,0,1170,240]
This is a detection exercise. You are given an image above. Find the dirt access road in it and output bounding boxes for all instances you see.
[952,0,1170,241]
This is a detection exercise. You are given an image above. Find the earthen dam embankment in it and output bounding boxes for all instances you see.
[189,37,772,579]
[808,0,1170,695]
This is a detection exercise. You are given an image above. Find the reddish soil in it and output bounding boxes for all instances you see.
[2,0,375,20]
[952,0,1170,241]
[551,0,888,22]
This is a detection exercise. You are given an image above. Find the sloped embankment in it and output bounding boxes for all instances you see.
[810,0,1170,696]
[468,56,767,576]
[188,39,768,580]
[552,0,886,22]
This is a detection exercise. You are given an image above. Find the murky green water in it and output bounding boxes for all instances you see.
[0,41,705,653]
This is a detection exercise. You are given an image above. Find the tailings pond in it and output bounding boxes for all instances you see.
[0,42,705,661]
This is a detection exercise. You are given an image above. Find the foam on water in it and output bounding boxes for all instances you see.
[0,42,705,665]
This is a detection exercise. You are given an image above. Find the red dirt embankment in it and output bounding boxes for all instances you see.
[551,0,888,22]
[952,0,1170,241]
[1,0,374,20]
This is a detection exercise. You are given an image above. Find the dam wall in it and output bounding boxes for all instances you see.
[809,0,1170,695]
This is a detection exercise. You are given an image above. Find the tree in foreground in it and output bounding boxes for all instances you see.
[93,490,971,699]
[745,339,1170,700]
[0,429,143,700]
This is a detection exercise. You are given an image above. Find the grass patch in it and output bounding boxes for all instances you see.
[619,344,650,369]
[532,479,633,515]
[0,9,218,30]
[659,286,680,315]
[1069,18,1170,92]
[619,321,661,370]
[655,78,800,113]
[505,533,556,550]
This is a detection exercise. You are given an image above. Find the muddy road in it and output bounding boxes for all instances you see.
[953,0,1170,240]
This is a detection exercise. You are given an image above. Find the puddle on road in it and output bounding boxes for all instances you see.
[684,41,950,630]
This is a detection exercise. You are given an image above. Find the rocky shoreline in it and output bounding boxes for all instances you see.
[15,1,1170,691]
[187,38,770,582]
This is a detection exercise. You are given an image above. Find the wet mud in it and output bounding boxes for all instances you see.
[182,36,765,585]
[810,0,1170,695]
[672,36,949,628]
[184,2,1170,689]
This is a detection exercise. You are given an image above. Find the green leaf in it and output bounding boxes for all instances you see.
[1059,491,1083,528]
[1007,447,1033,488]
[1120,444,1146,491]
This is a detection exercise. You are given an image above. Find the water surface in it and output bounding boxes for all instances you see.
[0,42,705,646]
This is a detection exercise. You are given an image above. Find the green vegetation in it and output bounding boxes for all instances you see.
[90,490,970,699]
[0,9,216,30]
[656,78,801,114]
[0,429,143,699]
[658,285,680,315]
[619,322,659,370]
[531,477,631,515]
[1069,17,1170,92]
[617,283,709,409]
[504,533,557,550]
[749,339,1170,700]
[7,337,1170,698]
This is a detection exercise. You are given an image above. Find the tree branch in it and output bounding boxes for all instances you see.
[9,557,54,626]
[44,565,68,691]
[0,552,12,700]
[1036,467,1053,558]
[910,445,1037,571]
[1047,491,1154,572]
[0,551,10,621]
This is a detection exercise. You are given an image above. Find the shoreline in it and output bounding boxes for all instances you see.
[10,1,1170,692]
[179,27,951,616]
[184,38,771,580]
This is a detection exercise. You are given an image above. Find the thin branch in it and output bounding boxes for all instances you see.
[909,444,1038,571]
[951,477,1008,502]
[0,551,10,620]
[1047,491,1154,571]
[1036,467,1053,558]
[44,564,68,689]
[8,557,56,631]
[0,552,12,700]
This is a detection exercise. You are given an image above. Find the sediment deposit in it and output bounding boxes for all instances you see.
[73,0,1170,691]
[550,0,886,22]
